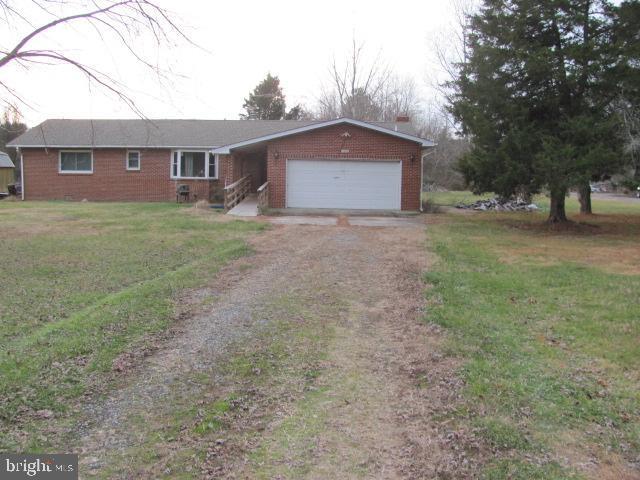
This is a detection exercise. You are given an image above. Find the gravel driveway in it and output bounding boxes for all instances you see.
[74,216,462,478]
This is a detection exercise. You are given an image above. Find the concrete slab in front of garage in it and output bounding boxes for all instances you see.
[266,208,419,217]
[268,215,425,228]
[270,216,338,226]
[348,216,425,227]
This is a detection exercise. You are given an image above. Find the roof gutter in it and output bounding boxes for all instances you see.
[8,145,221,149]
[19,147,24,201]
[420,149,425,212]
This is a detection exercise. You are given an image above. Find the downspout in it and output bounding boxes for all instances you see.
[420,148,426,212]
[421,148,435,212]
[19,147,24,201]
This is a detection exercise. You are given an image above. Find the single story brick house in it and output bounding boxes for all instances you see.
[8,117,435,211]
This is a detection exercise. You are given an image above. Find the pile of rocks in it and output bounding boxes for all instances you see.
[456,197,540,212]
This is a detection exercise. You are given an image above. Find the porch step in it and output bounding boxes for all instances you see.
[227,194,259,217]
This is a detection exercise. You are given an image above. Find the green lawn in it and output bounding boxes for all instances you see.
[424,190,495,206]
[0,201,265,450]
[2,196,639,477]
[425,198,640,478]
[425,190,640,215]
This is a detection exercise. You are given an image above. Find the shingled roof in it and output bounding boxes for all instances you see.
[8,118,423,149]
[0,151,15,168]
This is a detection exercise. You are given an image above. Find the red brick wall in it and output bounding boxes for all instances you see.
[218,154,235,186]
[236,151,266,191]
[266,124,422,210]
[22,148,229,202]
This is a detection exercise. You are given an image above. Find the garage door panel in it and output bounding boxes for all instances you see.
[286,159,401,210]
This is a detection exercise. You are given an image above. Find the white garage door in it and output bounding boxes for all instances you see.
[286,159,401,210]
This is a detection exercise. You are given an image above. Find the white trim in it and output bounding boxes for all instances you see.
[58,150,93,174]
[212,153,219,179]
[126,150,141,171]
[19,147,24,201]
[212,118,436,154]
[420,148,435,213]
[420,151,424,212]
[10,144,221,149]
[170,149,218,180]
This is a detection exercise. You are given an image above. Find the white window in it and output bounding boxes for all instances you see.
[126,150,140,171]
[59,150,93,174]
[208,152,218,179]
[170,150,217,179]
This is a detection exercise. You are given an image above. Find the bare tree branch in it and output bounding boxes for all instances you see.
[317,38,415,122]
[0,0,198,118]
[17,49,147,116]
[431,0,477,104]
[616,97,640,180]
[0,1,129,68]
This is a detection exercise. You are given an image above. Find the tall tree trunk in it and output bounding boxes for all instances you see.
[515,185,532,204]
[548,187,569,223]
[578,183,592,214]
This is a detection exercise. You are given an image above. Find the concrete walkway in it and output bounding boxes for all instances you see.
[227,194,259,217]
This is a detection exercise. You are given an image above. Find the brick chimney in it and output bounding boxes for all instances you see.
[395,115,410,123]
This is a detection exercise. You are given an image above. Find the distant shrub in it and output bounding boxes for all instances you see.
[620,177,640,192]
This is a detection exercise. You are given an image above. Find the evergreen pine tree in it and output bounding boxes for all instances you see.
[450,0,638,222]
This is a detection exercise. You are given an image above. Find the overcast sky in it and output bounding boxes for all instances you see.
[2,0,458,127]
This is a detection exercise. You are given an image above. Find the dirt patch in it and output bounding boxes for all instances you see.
[437,206,477,216]
[553,432,640,480]
[499,243,640,275]
[500,214,640,236]
[336,214,350,226]
[505,218,604,235]
[467,214,640,275]
[0,217,101,239]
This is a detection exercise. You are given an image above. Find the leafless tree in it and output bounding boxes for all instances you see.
[0,0,193,116]
[317,39,420,121]
[417,104,469,190]
[378,76,422,122]
[617,98,640,181]
[420,0,476,191]
[432,0,477,103]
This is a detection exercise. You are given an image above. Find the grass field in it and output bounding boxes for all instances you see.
[1,196,639,478]
[425,190,640,215]
[424,190,495,207]
[0,201,265,450]
[424,195,640,478]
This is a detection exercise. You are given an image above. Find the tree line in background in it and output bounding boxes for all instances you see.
[241,0,640,224]
[239,40,425,123]
[0,108,27,181]
[239,40,470,193]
